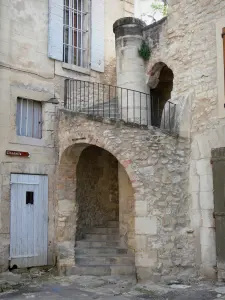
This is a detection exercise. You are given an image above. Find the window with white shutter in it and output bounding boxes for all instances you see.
[48,0,105,72]
[16,98,42,139]
[63,0,89,68]
[48,0,64,61]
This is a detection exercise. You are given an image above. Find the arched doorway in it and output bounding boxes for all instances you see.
[148,62,174,127]
[56,143,135,276]
[76,145,119,240]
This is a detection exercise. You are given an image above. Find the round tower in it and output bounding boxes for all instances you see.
[113,17,150,125]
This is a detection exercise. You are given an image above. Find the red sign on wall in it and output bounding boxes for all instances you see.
[5,150,30,158]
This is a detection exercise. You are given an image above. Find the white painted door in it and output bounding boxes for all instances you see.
[10,174,48,268]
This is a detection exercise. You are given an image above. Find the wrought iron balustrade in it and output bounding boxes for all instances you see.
[64,79,176,133]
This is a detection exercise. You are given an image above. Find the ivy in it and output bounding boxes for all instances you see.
[138,41,151,61]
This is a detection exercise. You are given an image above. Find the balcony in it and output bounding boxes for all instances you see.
[64,79,177,135]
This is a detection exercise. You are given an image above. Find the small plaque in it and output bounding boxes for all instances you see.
[5,150,30,157]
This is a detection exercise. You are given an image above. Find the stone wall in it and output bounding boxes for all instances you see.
[143,0,225,278]
[57,110,195,281]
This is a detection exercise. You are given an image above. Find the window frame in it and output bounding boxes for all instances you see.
[63,0,90,68]
[16,97,42,140]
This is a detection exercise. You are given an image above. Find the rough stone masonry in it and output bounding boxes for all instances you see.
[56,110,196,282]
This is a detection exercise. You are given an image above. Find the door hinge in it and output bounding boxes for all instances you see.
[222,32,225,38]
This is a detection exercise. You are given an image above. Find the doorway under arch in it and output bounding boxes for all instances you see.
[56,143,135,276]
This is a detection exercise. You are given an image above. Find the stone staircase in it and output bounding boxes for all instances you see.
[73,220,135,276]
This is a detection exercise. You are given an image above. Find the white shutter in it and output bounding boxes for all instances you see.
[48,0,64,61]
[91,0,105,72]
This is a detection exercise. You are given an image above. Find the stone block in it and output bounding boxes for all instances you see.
[58,200,76,217]
[199,191,214,210]
[201,209,214,228]
[196,159,212,176]
[135,201,148,217]
[190,209,201,228]
[135,216,157,235]
[200,227,215,248]
[135,235,147,251]
[200,174,213,192]
[191,192,200,210]
[190,175,200,192]
[136,251,158,267]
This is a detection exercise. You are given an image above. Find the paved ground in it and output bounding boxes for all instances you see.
[0,268,225,300]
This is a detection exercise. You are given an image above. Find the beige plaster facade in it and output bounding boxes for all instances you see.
[0,0,134,273]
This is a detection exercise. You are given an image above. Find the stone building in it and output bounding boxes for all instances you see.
[1,0,225,283]
[0,0,134,273]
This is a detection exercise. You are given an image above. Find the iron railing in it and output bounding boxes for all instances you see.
[64,79,176,133]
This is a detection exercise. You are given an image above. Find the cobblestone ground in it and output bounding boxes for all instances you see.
[0,268,224,300]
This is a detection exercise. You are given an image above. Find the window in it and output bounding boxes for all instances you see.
[63,0,89,67]
[16,98,42,139]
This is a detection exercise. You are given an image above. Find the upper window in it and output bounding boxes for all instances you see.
[63,0,89,68]
[48,0,104,73]
[16,98,42,139]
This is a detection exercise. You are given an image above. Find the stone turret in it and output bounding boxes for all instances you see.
[113,17,150,125]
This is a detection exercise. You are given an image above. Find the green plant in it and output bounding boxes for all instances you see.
[138,41,151,61]
[151,0,168,17]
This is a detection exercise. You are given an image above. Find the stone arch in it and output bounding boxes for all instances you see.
[59,134,138,187]
[56,139,136,270]
[147,62,174,127]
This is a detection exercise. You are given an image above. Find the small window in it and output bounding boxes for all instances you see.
[26,191,34,205]
[63,0,89,67]
[16,98,42,139]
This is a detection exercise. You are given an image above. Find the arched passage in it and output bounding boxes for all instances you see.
[148,62,174,127]
[76,145,119,240]
[56,142,135,275]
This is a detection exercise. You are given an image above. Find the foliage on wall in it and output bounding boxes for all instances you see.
[138,40,151,61]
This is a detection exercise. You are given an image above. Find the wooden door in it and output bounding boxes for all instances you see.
[10,174,48,268]
[212,148,225,277]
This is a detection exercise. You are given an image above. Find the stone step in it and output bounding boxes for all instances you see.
[85,233,119,241]
[76,240,120,248]
[107,221,119,228]
[75,255,134,265]
[87,227,119,235]
[75,247,129,256]
[70,265,135,276]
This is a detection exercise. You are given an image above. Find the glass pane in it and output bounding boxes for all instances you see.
[64,7,69,25]
[21,98,27,137]
[78,12,81,30]
[64,27,69,44]
[64,0,69,7]
[16,98,21,136]
[33,101,42,139]
[27,99,34,137]
[64,44,69,63]
[78,0,82,12]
